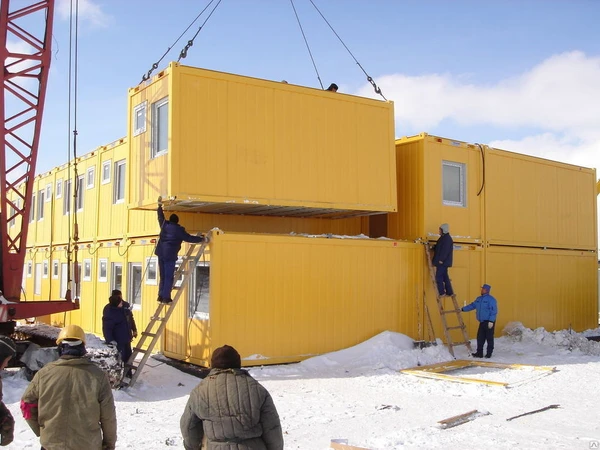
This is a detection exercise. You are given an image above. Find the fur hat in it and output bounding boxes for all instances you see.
[0,336,16,359]
[169,213,179,224]
[111,289,122,297]
[109,294,121,307]
[211,345,241,369]
[440,223,449,234]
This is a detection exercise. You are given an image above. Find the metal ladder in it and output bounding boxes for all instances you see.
[424,243,472,357]
[120,237,209,388]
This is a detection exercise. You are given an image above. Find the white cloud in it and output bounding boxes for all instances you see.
[56,0,112,29]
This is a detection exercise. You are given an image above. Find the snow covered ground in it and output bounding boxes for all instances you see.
[4,322,600,449]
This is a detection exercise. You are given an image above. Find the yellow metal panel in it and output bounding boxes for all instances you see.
[486,246,598,332]
[486,148,597,250]
[130,63,396,215]
[165,232,423,366]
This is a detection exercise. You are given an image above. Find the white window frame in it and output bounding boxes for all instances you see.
[56,179,63,199]
[113,159,126,204]
[151,97,169,158]
[76,176,84,211]
[52,260,59,279]
[111,262,123,293]
[133,101,147,136]
[27,261,32,277]
[128,262,143,307]
[9,204,15,228]
[63,180,72,215]
[37,189,45,220]
[83,259,92,281]
[98,258,108,282]
[102,160,111,184]
[30,194,35,222]
[34,263,42,295]
[188,261,210,320]
[442,160,467,207]
[86,166,95,189]
[45,184,52,201]
[42,260,49,278]
[145,256,158,285]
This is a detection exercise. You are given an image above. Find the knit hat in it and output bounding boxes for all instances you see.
[169,213,179,224]
[0,336,16,359]
[440,223,449,234]
[109,294,121,307]
[111,289,122,297]
[482,284,491,292]
[211,345,241,369]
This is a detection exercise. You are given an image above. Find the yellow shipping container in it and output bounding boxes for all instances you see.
[163,232,423,366]
[128,63,397,217]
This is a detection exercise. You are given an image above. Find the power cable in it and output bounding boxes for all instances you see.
[290,0,323,89]
[308,0,387,100]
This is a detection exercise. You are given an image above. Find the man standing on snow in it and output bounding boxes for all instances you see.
[21,324,117,450]
[180,345,284,449]
[462,284,498,358]
[432,223,454,297]
[102,293,134,365]
[155,196,207,304]
[111,289,137,340]
[0,336,17,446]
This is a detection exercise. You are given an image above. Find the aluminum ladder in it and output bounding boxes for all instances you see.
[120,236,209,388]
[424,243,472,357]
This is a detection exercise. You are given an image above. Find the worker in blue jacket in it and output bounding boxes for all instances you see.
[155,197,207,304]
[432,223,454,296]
[462,283,498,358]
[102,294,133,364]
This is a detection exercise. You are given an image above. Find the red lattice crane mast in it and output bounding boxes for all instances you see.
[0,0,78,325]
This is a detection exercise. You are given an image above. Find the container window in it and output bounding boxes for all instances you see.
[145,257,157,285]
[34,263,42,295]
[113,159,126,203]
[98,259,108,282]
[83,259,92,281]
[133,101,147,136]
[45,184,52,201]
[151,97,169,158]
[76,176,84,211]
[128,263,142,306]
[30,194,36,222]
[52,260,59,279]
[8,204,15,228]
[27,261,32,277]
[42,260,49,278]
[37,190,45,220]
[189,262,210,320]
[102,160,111,184]
[86,166,95,189]
[442,161,466,207]
[56,179,63,198]
[63,180,72,215]
[111,263,122,293]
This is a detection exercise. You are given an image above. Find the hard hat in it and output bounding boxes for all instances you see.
[56,324,86,346]
[0,336,16,357]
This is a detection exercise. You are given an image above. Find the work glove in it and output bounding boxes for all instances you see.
[157,195,163,206]
[488,322,494,329]
[132,331,138,339]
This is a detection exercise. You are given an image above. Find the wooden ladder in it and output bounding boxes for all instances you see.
[424,243,472,357]
[120,237,209,388]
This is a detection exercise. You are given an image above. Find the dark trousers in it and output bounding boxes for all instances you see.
[476,321,495,356]
[158,257,176,300]
[117,340,132,365]
[435,265,454,296]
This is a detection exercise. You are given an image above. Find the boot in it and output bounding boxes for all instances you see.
[471,352,483,358]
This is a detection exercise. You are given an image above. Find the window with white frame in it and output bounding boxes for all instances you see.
[30,194,35,222]
[133,101,147,136]
[27,261,32,277]
[56,179,63,198]
[37,190,45,220]
[86,166,95,189]
[128,263,142,306]
[151,97,168,158]
[98,259,108,282]
[111,263,122,293]
[145,257,157,285]
[83,259,92,281]
[442,161,466,207]
[9,204,15,228]
[102,160,111,184]
[52,260,59,279]
[42,260,48,278]
[113,160,126,203]
[188,262,210,319]
[76,176,84,211]
[34,263,42,295]
[45,184,52,201]
[63,180,72,215]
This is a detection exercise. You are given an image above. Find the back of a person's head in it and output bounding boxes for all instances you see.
[211,345,241,369]
[0,336,16,360]
[169,213,179,224]
[111,289,122,297]
[56,324,87,357]
[109,294,121,307]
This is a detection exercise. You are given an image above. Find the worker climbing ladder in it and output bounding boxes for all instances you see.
[424,243,472,357]
[120,236,210,388]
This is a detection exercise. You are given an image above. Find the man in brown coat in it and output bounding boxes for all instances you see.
[21,324,117,450]
[0,336,16,446]
[180,345,284,450]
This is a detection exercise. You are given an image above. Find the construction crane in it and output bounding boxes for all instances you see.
[0,0,79,332]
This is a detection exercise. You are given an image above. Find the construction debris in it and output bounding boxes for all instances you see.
[506,404,560,421]
[438,409,491,429]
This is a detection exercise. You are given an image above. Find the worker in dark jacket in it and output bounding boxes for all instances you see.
[21,324,117,450]
[0,336,16,446]
[180,345,284,450]
[111,289,137,339]
[462,283,498,358]
[155,196,206,304]
[432,223,454,297]
[102,294,133,364]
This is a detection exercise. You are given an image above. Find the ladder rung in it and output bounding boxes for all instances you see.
[447,326,465,331]
[133,348,147,354]
[141,331,157,338]
[449,341,471,347]
[441,309,461,314]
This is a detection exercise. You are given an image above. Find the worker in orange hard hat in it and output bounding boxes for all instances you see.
[21,324,117,449]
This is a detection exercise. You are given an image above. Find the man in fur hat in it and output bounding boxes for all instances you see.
[180,345,284,449]
[432,223,454,297]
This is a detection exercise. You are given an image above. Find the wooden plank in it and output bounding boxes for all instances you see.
[438,409,490,429]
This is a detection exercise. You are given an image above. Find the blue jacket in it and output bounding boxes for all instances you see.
[433,233,453,267]
[462,293,498,322]
[155,206,204,262]
[102,304,132,344]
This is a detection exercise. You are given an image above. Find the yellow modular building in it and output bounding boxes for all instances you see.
[17,67,599,367]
